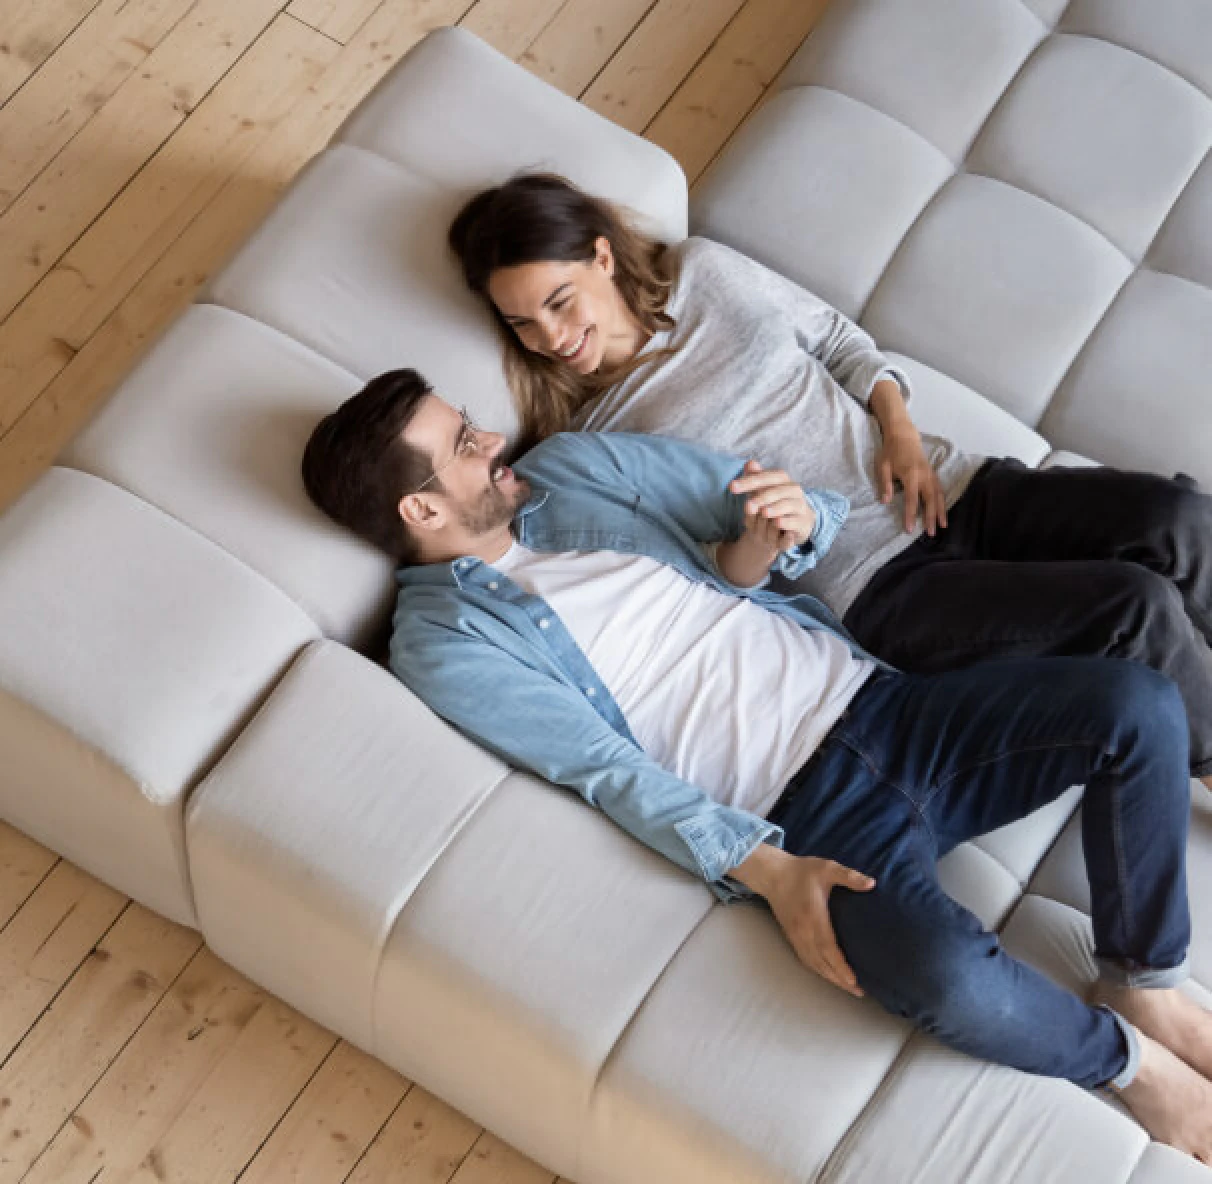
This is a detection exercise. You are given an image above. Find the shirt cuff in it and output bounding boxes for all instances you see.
[774,488,850,578]
[674,814,785,901]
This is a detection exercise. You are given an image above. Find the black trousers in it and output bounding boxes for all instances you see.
[842,460,1212,777]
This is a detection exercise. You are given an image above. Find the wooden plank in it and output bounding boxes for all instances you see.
[92,985,335,1184]
[0,0,196,216]
[0,0,289,324]
[0,862,126,1066]
[0,904,200,1179]
[517,0,653,98]
[0,0,473,513]
[0,11,339,439]
[646,0,830,184]
[448,1132,557,1184]
[19,947,266,1184]
[286,0,385,45]
[459,0,568,61]
[344,1085,480,1184]
[0,822,57,932]
[237,1041,408,1183]
[580,0,745,134]
[0,0,101,107]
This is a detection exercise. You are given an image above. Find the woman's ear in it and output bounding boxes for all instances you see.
[594,235,616,278]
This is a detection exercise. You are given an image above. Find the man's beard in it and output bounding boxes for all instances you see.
[458,474,530,537]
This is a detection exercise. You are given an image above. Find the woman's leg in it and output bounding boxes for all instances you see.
[945,461,1212,641]
[844,557,1212,780]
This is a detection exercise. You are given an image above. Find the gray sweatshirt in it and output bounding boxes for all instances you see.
[572,237,986,616]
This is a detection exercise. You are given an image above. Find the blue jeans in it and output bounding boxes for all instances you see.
[766,656,1192,1089]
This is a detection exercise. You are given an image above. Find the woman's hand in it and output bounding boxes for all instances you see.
[876,426,947,536]
[731,460,817,550]
[869,378,946,536]
[715,461,817,586]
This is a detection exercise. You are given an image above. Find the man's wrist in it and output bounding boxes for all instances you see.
[717,532,779,587]
[729,841,792,899]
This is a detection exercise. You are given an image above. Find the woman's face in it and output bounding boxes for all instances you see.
[486,237,639,374]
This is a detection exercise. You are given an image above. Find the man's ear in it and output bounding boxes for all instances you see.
[594,235,615,279]
[399,492,443,534]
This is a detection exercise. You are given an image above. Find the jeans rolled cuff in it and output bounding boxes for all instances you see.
[1096,955,1189,990]
[1103,1009,1142,1091]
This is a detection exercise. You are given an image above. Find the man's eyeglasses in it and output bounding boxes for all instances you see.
[411,406,482,494]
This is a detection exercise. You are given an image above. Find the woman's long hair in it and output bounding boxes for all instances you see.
[449,173,675,451]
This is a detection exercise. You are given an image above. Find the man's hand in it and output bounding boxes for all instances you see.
[715,461,818,587]
[869,378,946,536]
[730,843,875,998]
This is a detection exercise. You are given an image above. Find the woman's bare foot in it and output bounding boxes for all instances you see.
[1116,1034,1212,1162]
[1095,983,1212,1080]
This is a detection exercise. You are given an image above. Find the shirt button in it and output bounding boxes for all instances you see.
[539,618,551,629]
[586,687,596,697]
[487,581,499,591]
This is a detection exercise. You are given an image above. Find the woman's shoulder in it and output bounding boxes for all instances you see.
[673,235,779,291]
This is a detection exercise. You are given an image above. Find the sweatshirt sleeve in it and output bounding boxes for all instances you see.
[708,239,911,410]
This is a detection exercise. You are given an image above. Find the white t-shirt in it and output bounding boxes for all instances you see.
[493,543,875,817]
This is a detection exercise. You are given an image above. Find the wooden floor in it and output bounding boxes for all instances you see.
[0,1,828,1180]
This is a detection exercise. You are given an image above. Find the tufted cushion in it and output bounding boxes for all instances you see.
[693,0,1212,491]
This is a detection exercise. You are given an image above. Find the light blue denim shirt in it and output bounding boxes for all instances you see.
[390,431,880,901]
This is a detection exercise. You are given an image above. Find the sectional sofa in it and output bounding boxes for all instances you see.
[2,2,1212,1181]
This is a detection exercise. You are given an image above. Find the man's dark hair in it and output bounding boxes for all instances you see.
[302,368,435,564]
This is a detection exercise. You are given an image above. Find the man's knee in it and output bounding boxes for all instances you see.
[1082,657,1188,763]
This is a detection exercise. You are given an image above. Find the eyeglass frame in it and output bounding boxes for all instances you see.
[410,406,482,495]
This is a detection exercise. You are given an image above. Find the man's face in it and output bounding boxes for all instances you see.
[401,395,530,556]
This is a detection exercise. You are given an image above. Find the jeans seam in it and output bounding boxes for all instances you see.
[833,734,934,836]
[922,738,1107,809]
[1109,777,1136,964]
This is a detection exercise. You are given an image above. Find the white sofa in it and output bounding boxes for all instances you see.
[3,4,1212,1181]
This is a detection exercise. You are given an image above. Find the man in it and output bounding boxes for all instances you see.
[303,368,1212,1161]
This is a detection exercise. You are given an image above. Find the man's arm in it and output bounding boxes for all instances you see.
[524,433,849,582]
[392,614,782,898]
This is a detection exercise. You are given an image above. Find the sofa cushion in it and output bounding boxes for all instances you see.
[206,146,521,437]
[779,0,1044,163]
[0,468,318,922]
[63,305,392,648]
[821,1034,1146,1184]
[691,87,952,320]
[860,175,1131,427]
[335,25,688,244]
[966,34,1212,262]
[1039,270,1212,490]
[583,905,910,1184]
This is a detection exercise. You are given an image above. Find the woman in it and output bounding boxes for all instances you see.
[448,173,1212,789]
